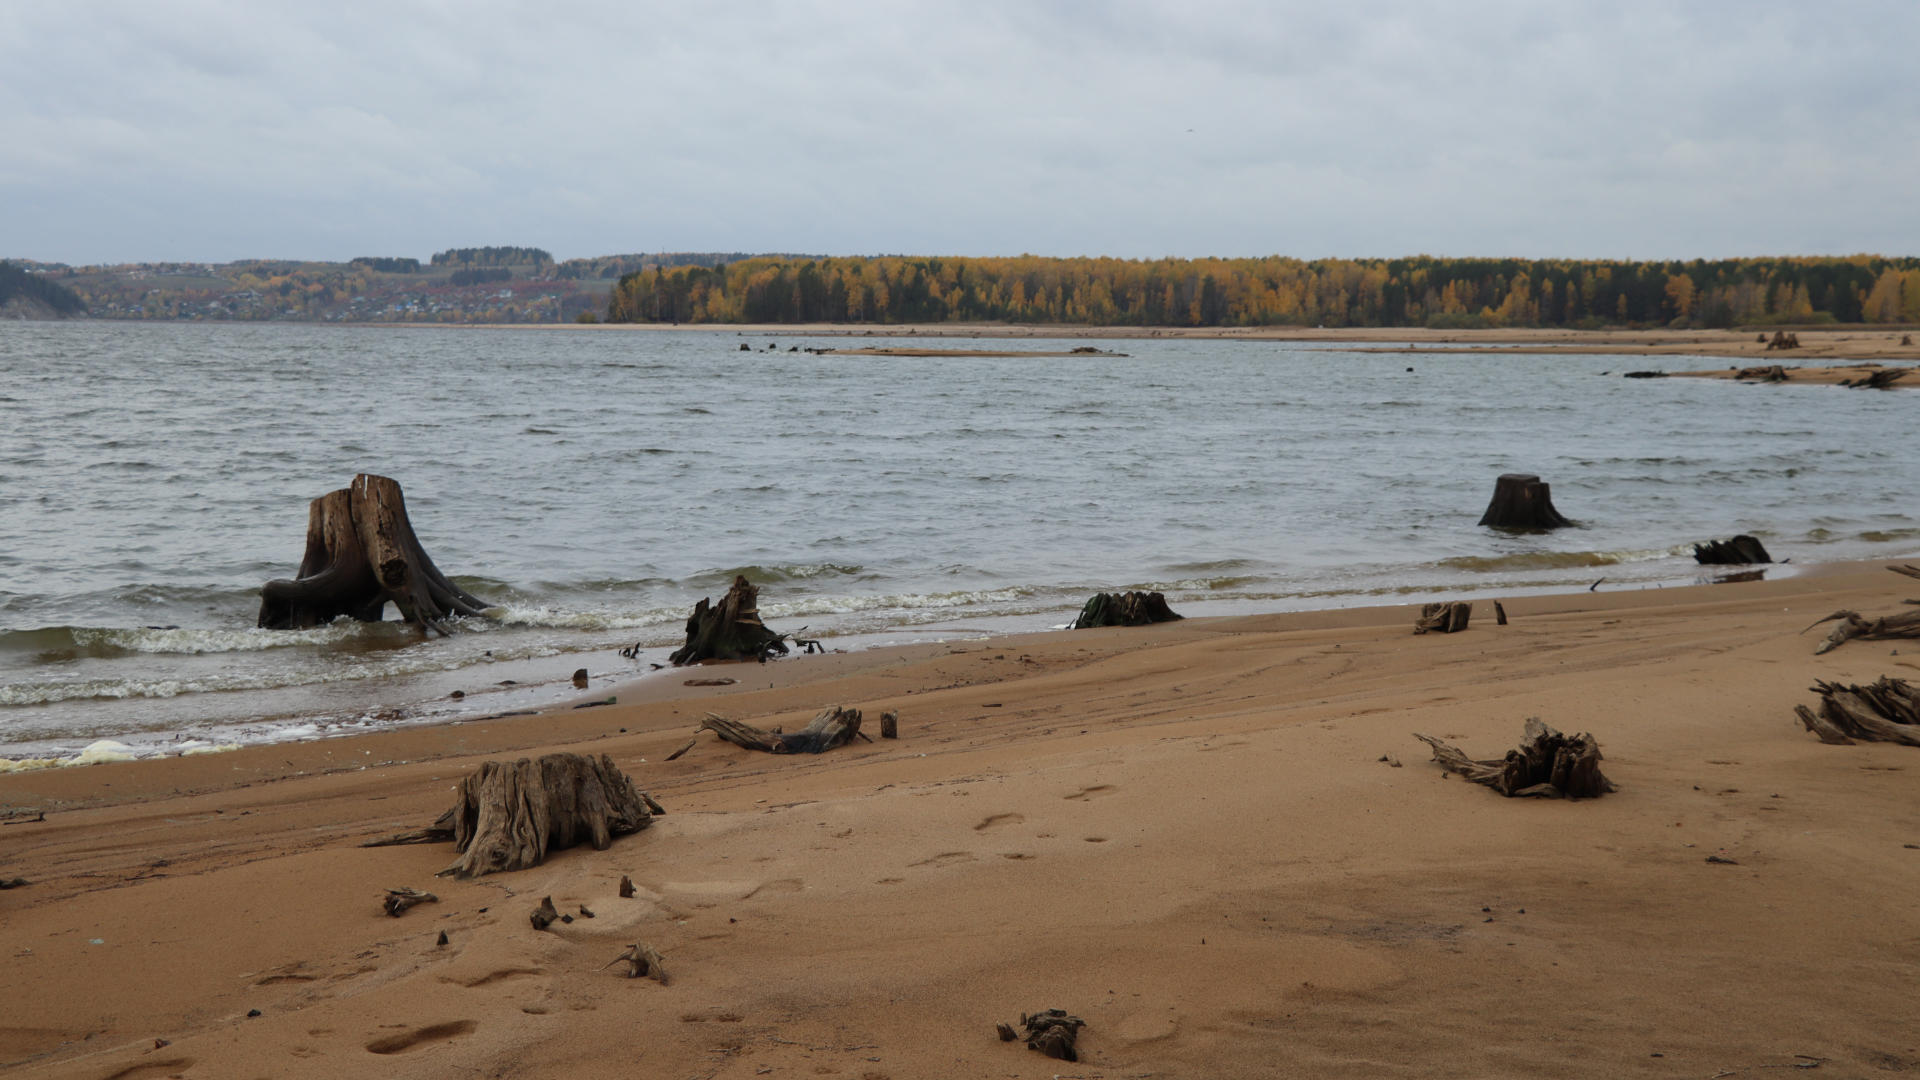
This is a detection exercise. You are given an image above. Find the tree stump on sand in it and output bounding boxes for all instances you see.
[1764,330,1801,351]
[1841,367,1908,390]
[1476,474,1572,529]
[1071,591,1183,629]
[1735,365,1788,382]
[259,474,491,634]
[1009,1010,1085,1062]
[667,575,790,665]
[1413,602,1471,634]
[699,705,867,754]
[1795,677,1920,746]
[1414,718,1615,798]
[1692,535,1772,565]
[438,753,661,879]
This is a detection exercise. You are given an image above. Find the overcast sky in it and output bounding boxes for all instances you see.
[3,1,1915,265]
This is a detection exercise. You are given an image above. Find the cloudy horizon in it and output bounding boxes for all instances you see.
[4,0,1916,266]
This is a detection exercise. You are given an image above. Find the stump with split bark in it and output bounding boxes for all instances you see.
[699,705,867,754]
[1795,678,1920,746]
[1693,535,1772,565]
[259,474,491,634]
[667,575,790,665]
[1476,474,1572,529]
[1414,602,1471,634]
[1414,718,1615,798]
[438,753,661,879]
[1071,591,1183,629]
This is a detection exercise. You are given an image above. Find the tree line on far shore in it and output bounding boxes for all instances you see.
[604,254,1920,329]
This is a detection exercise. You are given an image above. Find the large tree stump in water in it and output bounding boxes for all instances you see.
[1476,474,1572,529]
[439,753,661,879]
[1071,591,1182,629]
[259,474,490,634]
[669,575,790,664]
[1414,718,1615,798]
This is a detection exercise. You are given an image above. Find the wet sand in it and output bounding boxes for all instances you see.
[3,563,1919,1077]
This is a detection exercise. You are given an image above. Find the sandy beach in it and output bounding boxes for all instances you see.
[4,562,1918,1078]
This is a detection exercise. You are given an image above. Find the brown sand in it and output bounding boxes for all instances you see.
[5,565,1920,1078]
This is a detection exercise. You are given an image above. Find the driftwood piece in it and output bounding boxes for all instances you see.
[1071,591,1182,629]
[1494,601,1508,625]
[1735,364,1788,382]
[602,942,670,983]
[1414,718,1615,798]
[1797,678,1920,746]
[259,474,492,634]
[383,887,438,917]
[880,710,899,738]
[667,575,790,665]
[1015,1009,1086,1062]
[1476,473,1572,529]
[531,896,560,930]
[361,808,456,847]
[1842,367,1908,389]
[0,877,27,889]
[1413,601,1472,634]
[699,705,865,754]
[619,875,636,898]
[1693,535,1772,565]
[438,753,659,879]
[1764,330,1801,351]
[1805,608,1920,654]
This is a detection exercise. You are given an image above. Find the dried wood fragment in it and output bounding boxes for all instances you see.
[1805,608,1920,654]
[1841,367,1908,389]
[995,1022,1018,1042]
[531,896,560,931]
[0,877,27,889]
[361,808,456,848]
[383,887,438,917]
[1494,600,1508,625]
[664,737,698,762]
[880,710,899,739]
[699,705,866,754]
[436,753,660,879]
[1413,601,1472,634]
[618,875,636,898]
[1071,591,1183,629]
[1797,678,1920,746]
[1012,1009,1086,1062]
[1735,364,1788,382]
[1414,718,1615,799]
[603,942,669,983]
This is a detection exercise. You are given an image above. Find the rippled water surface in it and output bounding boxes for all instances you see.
[2,321,1915,757]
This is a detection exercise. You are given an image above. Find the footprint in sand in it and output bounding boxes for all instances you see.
[973,812,1025,831]
[364,1020,477,1055]
[1064,784,1116,801]
[102,1060,195,1080]
[908,851,977,868]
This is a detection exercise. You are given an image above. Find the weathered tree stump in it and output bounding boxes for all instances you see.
[1841,367,1908,390]
[1795,677,1920,746]
[880,710,899,738]
[698,705,867,754]
[259,474,491,634]
[1735,364,1788,382]
[1071,591,1182,629]
[1414,718,1615,798]
[1692,535,1772,565]
[1013,1010,1086,1062]
[1476,474,1572,529]
[437,753,660,879]
[666,575,790,664]
[1764,330,1801,351]
[1413,602,1472,634]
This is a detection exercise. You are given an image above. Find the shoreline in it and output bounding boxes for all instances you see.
[3,559,1916,1076]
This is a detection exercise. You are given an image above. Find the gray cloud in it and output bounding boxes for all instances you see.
[3,0,1914,263]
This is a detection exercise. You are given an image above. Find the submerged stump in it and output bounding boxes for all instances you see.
[667,575,790,665]
[1693,535,1772,565]
[259,474,490,634]
[1071,591,1183,629]
[1476,473,1572,530]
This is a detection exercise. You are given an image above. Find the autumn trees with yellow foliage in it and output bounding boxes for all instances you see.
[605,254,1920,329]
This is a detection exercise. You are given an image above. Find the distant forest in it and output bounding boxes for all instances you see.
[0,261,87,315]
[606,255,1920,328]
[430,246,553,268]
[350,256,420,273]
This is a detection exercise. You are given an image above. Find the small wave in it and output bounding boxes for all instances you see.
[1,621,397,659]
[1859,528,1920,543]
[484,604,680,632]
[1436,547,1681,573]
[760,586,1034,619]
[691,563,866,586]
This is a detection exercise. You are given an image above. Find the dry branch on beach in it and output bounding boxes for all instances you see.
[1794,678,1920,746]
[698,705,869,755]
[1414,718,1615,798]
[258,474,491,635]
